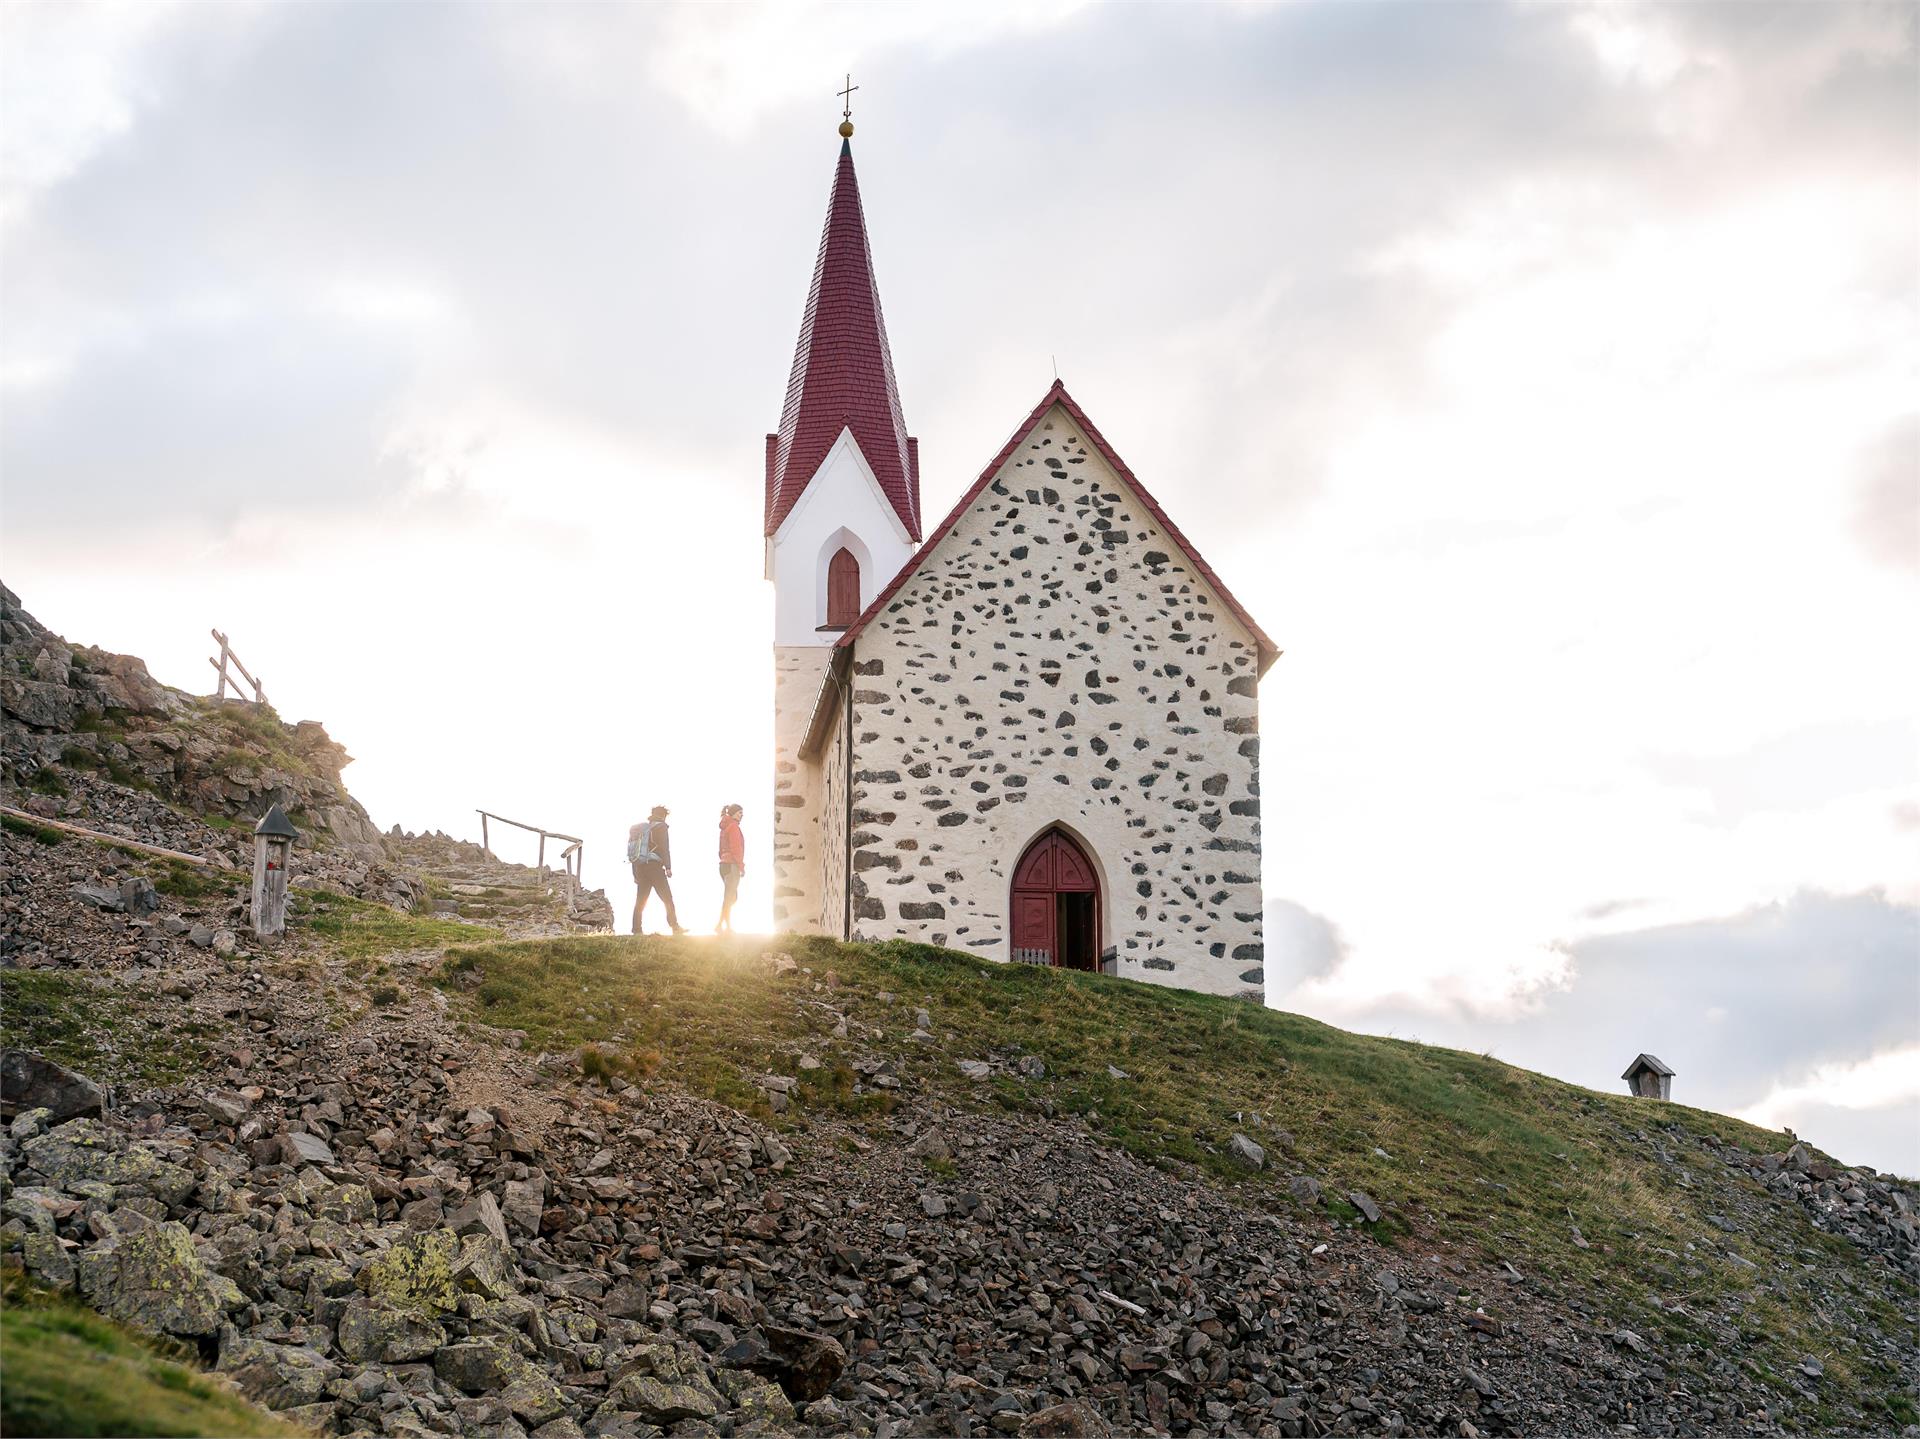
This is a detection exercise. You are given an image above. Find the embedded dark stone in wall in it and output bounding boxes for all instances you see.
[855,770,901,784]
[856,897,886,920]
[854,851,900,872]
[1227,676,1258,697]
[1229,800,1260,816]
[775,795,806,808]
[937,813,968,827]
[1239,967,1264,985]
[1145,956,1176,971]
[1202,774,1229,796]
[899,901,946,920]
[855,658,886,675]
[1232,943,1263,962]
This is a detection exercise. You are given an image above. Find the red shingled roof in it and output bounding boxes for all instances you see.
[765,139,921,541]
[834,379,1281,675]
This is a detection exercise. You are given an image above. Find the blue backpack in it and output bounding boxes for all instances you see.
[627,822,662,864]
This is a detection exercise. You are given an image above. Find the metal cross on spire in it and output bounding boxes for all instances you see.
[838,73,859,121]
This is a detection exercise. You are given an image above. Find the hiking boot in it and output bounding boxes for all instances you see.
[670,925,688,936]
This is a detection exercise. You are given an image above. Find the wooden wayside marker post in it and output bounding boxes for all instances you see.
[252,803,299,937]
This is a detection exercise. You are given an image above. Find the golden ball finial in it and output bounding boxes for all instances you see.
[838,120,854,138]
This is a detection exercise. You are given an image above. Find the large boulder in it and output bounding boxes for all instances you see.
[601,1374,720,1426]
[2,1052,105,1122]
[436,1340,518,1392]
[448,1190,510,1247]
[218,1338,341,1410]
[452,1232,517,1301]
[335,1295,446,1362]
[0,676,74,730]
[76,1222,245,1338]
[1227,1132,1266,1170]
[502,1174,546,1235]
[720,1325,847,1403]
[22,1119,194,1205]
[359,1228,460,1314]
[714,1369,797,1427]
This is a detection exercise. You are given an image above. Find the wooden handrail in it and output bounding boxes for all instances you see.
[476,809,587,914]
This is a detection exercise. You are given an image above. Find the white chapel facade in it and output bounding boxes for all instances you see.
[766,126,1277,1000]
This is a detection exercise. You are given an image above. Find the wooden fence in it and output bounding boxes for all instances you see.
[209,629,266,704]
[476,810,585,914]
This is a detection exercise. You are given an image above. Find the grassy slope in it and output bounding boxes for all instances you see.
[0,1275,299,1439]
[436,933,1916,1427]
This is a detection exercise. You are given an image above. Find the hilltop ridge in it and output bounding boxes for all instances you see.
[1,584,612,930]
[1,586,1916,1438]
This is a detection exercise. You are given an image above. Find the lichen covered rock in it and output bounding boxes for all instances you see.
[334,1294,446,1362]
[22,1119,194,1206]
[75,1220,244,1337]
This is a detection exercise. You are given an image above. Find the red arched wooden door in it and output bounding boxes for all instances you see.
[826,548,861,628]
[1010,829,1100,971]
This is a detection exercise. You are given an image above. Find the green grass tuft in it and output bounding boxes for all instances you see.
[291,890,498,959]
[0,1272,300,1438]
[0,971,221,1088]
[3,813,65,845]
[150,859,238,901]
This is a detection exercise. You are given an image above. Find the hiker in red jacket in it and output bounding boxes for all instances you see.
[715,804,745,934]
[627,805,685,937]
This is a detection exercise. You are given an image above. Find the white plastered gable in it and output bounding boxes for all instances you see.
[870,402,1267,668]
[766,426,917,646]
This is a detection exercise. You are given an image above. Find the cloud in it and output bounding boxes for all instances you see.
[1738,1045,1920,1130]
[1854,414,1920,573]
[1643,720,1918,827]
[1262,898,1348,991]
[1294,889,1920,1174]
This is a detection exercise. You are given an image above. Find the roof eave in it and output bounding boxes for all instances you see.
[798,646,853,760]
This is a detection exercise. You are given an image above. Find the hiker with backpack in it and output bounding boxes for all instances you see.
[715,803,745,934]
[627,805,685,936]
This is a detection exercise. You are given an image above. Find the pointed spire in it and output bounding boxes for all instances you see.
[764,136,921,541]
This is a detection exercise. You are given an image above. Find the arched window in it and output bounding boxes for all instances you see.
[826,547,861,628]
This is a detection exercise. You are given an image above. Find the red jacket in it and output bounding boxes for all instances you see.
[717,815,744,866]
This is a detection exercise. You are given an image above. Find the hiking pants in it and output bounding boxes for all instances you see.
[631,861,679,932]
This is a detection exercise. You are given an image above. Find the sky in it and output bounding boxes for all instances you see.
[3,1,1916,1172]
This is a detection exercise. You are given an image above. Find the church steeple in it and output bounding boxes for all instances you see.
[764,133,921,542]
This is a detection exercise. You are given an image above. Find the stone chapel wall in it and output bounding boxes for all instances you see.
[772,646,831,932]
[838,406,1265,998]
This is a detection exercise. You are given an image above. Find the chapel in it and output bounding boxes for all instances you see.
[766,121,1278,999]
